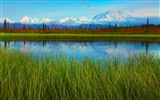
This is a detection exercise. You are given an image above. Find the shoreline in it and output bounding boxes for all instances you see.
[0,33,160,42]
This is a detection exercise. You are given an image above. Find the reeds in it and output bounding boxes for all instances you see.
[0,47,160,100]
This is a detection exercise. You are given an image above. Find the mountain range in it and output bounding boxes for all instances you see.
[0,10,159,26]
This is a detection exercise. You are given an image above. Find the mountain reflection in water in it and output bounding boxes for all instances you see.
[1,41,160,59]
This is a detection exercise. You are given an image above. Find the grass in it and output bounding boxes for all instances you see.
[0,33,160,42]
[0,47,160,100]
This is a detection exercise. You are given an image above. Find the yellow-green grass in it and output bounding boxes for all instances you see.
[0,33,160,41]
[0,47,160,100]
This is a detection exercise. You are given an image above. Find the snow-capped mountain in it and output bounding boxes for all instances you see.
[77,17,91,24]
[57,17,92,25]
[0,18,14,23]
[19,16,52,24]
[41,18,51,23]
[92,10,132,22]
[19,16,39,24]
[92,10,159,25]
[0,10,159,26]
[58,17,77,25]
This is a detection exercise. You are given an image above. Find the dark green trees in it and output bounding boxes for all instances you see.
[42,22,46,30]
[7,22,10,30]
[23,24,26,31]
[28,26,31,30]
[64,26,67,30]
[146,18,149,33]
[3,19,10,31]
[114,24,118,32]
[158,24,160,29]
[108,23,111,30]
[42,22,45,30]
[14,24,16,30]
[4,19,7,30]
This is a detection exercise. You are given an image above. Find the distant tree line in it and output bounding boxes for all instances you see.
[2,18,160,34]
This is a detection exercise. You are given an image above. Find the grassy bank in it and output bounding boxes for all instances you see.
[0,47,160,100]
[1,33,160,42]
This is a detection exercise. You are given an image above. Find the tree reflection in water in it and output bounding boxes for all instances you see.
[0,41,159,59]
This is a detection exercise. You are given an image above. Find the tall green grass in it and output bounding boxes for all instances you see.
[0,47,160,100]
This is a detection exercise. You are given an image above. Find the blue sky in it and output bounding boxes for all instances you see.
[0,0,159,20]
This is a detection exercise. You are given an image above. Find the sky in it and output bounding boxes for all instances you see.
[0,0,159,21]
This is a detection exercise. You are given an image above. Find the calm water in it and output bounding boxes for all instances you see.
[0,41,160,59]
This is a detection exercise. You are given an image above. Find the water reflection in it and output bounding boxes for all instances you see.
[0,41,160,59]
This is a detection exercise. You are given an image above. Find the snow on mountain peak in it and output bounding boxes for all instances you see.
[59,17,77,25]
[1,9,159,26]
[19,16,52,24]
[20,16,38,24]
[59,17,76,23]
[41,18,52,23]
[77,16,91,24]
[78,17,91,22]
[58,17,92,25]
[19,16,30,23]
[0,18,14,23]
[92,10,132,21]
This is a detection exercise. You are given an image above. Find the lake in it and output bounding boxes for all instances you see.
[0,41,160,59]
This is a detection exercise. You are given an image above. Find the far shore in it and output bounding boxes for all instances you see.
[0,33,160,42]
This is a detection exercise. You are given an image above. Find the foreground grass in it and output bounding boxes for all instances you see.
[1,33,160,41]
[0,48,160,100]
